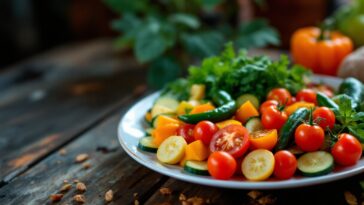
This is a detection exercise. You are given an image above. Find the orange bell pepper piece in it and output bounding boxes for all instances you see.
[189,103,215,114]
[152,123,179,146]
[180,140,209,166]
[154,115,181,128]
[285,102,315,116]
[235,101,259,124]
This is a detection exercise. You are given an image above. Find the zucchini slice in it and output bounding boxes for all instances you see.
[297,151,334,177]
[245,117,263,133]
[138,137,158,153]
[236,94,260,109]
[157,136,187,164]
[184,160,209,176]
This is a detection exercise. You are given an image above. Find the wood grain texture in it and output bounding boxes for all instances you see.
[0,112,168,205]
[0,39,147,183]
[145,174,364,205]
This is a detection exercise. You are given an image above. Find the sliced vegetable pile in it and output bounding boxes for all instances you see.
[139,45,364,181]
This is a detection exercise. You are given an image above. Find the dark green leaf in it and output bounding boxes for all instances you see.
[147,57,182,89]
[181,31,224,58]
[134,19,176,63]
[111,13,141,32]
[236,19,280,49]
[353,112,364,122]
[104,0,148,13]
[168,13,200,29]
[201,0,223,8]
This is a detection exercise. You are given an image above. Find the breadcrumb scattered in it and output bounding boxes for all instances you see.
[76,182,87,192]
[344,191,358,205]
[82,162,92,169]
[160,187,172,195]
[60,183,72,192]
[105,190,113,202]
[247,190,263,200]
[73,194,86,203]
[50,194,63,202]
[179,193,187,201]
[59,149,67,156]
[186,197,205,205]
[257,195,276,205]
[75,154,89,163]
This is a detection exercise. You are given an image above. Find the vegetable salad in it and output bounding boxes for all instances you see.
[139,45,364,181]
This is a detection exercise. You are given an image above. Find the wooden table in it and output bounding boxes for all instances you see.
[0,39,362,205]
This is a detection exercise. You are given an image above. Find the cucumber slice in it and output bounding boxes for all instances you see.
[245,117,263,132]
[236,94,260,109]
[145,128,154,136]
[157,136,187,164]
[155,97,179,110]
[138,137,158,153]
[184,160,210,176]
[297,151,334,177]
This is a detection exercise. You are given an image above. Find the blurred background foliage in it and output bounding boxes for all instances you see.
[105,0,281,89]
[0,0,345,87]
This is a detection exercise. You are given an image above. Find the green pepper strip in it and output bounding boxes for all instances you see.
[178,90,237,124]
[316,92,339,115]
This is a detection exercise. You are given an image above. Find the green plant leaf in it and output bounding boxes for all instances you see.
[104,0,149,13]
[134,19,176,63]
[181,31,224,58]
[147,57,181,89]
[236,19,280,49]
[111,13,141,32]
[201,0,222,8]
[169,13,200,29]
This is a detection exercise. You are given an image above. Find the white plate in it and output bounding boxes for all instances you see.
[118,75,364,189]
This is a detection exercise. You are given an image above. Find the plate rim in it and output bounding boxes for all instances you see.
[117,75,364,189]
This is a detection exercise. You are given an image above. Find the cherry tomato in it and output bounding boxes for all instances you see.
[193,121,218,146]
[313,107,336,130]
[274,150,297,179]
[207,151,237,180]
[296,89,317,104]
[210,124,250,158]
[267,88,292,105]
[295,123,324,152]
[177,124,195,144]
[261,106,288,130]
[260,100,279,114]
[331,133,362,166]
[249,129,278,150]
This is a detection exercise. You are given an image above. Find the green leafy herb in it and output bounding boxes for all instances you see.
[187,44,309,101]
[160,79,190,101]
[334,95,364,143]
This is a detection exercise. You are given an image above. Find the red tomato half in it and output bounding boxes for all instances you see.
[193,121,218,146]
[295,123,324,152]
[207,151,237,180]
[210,124,250,158]
[260,100,279,114]
[267,88,292,105]
[313,107,335,130]
[331,133,362,166]
[177,124,195,144]
[261,106,288,130]
[274,150,297,179]
[296,89,317,104]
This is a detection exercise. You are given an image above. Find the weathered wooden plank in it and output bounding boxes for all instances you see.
[145,174,364,205]
[0,111,168,205]
[0,39,147,183]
